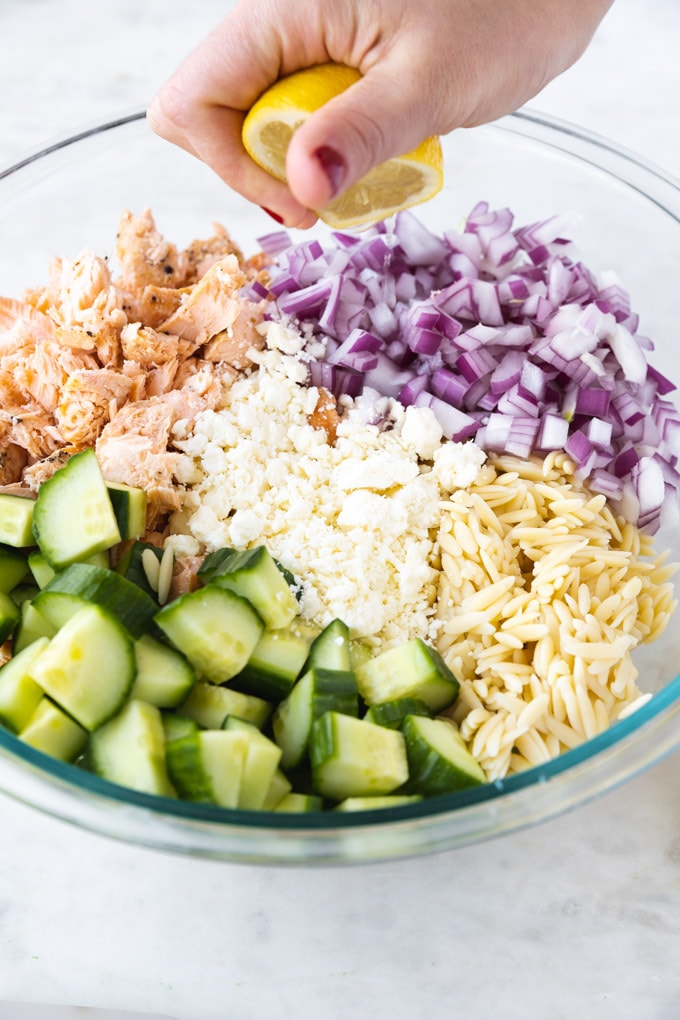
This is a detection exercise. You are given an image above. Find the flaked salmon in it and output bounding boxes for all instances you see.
[0,208,268,539]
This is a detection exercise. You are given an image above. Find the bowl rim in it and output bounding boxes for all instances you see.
[0,106,679,863]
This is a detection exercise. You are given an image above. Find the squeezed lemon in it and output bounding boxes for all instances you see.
[242,63,443,229]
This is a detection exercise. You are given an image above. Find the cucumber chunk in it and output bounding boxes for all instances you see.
[0,591,20,643]
[131,633,195,708]
[355,638,460,712]
[166,729,248,807]
[179,681,271,730]
[106,481,147,540]
[261,768,293,810]
[12,601,57,654]
[32,448,121,569]
[305,618,352,672]
[234,621,313,702]
[33,562,158,637]
[272,667,359,770]
[28,603,135,730]
[198,545,299,630]
[19,696,87,761]
[275,792,324,813]
[155,584,264,683]
[27,551,56,589]
[310,711,409,801]
[89,699,176,797]
[0,637,50,732]
[334,795,423,812]
[363,696,433,730]
[401,714,486,794]
[0,493,35,548]
[0,545,30,593]
[223,716,283,810]
[162,713,200,743]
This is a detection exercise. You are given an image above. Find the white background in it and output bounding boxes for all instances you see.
[0,2,679,1018]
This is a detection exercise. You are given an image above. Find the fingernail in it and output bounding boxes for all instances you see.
[260,207,284,224]
[314,146,346,198]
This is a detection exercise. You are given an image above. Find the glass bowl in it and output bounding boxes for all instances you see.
[0,110,679,865]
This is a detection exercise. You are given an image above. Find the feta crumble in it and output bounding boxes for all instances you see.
[171,324,485,646]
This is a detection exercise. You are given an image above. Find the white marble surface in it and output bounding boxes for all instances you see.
[1,1,680,1018]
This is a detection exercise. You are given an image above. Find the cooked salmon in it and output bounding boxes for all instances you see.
[0,207,271,541]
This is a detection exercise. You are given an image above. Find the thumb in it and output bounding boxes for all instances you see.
[284,63,440,210]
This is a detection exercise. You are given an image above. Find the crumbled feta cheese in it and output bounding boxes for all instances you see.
[399,405,444,460]
[432,440,487,491]
[172,337,485,646]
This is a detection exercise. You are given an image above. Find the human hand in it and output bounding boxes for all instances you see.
[148,0,613,228]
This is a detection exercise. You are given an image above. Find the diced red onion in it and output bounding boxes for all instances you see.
[258,203,680,532]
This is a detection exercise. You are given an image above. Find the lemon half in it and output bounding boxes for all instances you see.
[242,63,443,229]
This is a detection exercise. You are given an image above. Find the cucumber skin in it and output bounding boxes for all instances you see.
[199,545,298,630]
[36,562,158,638]
[0,591,20,643]
[106,482,147,541]
[364,697,433,730]
[304,619,352,672]
[401,715,486,795]
[272,667,359,770]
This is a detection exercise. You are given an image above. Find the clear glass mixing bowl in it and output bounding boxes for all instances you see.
[0,110,679,864]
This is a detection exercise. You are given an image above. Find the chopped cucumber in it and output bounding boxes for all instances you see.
[106,481,147,540]
[179,681,271,730]
[0,493,35,547]
[334,794,423,812]
[305,618,351,672]
[272,667,359,770]
[401,714,486,794]
[155,584,264,683]
[275,792,324,812]
[32,448,121,568]
[28,551,57,589]
[0,591,20,643]
[198,545,298,630]
[89,699,176,797]
[166,729,249,807]
[33,562,158,637]
[12,600,57,654]
[131,633,195,708]
[0,637,50,732]
[28,603,135,730]
[162,713,200,743]
[19,696,87,761]
[310,711,409,801]
[261,768,293,809]
[355,637,460,712]
[29,550,110,590]
[363,696,433,730]
[233,621,313,702]
[223,716,283,810]
[0,545,30,593]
